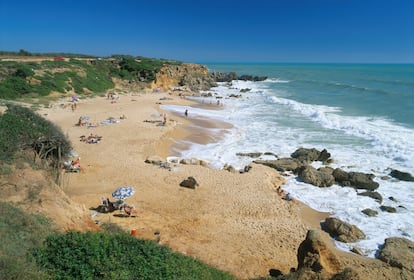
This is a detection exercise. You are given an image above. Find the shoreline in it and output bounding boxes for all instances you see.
[40,91,334,278]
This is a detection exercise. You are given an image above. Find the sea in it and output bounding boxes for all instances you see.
[161,63,414,257]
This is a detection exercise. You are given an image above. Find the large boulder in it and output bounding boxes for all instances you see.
[332,169,379,191]
[298,166,335,187]
[254,158,302,173]
[358,191,383,203]
[323,217,366,243]
[291,148,321,163]
[377,237,414,272]
[297,230,342,274]
[390,169,414,182]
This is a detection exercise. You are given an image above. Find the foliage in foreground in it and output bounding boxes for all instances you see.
[33,230,234,280]
[0,202,234,280]
[0,202,54,280]
[0,103,72,163]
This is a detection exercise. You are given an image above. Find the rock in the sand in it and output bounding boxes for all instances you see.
[297,165,335,187]
[223,163,237,173]
[377,237,414,271]
[297,230,342,274]
[390,169,414,182]
[179,176,199,189]
[145,155,164,166]
[323,217,366,243]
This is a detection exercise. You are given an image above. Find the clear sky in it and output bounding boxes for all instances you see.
[1,0,413,63]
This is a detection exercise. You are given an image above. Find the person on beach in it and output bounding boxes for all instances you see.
[276,186,285,196]
[163,113,167,125]
[184,109,188,118]
[284,192,293,201]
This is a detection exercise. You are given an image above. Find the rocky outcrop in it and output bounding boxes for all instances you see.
[297,230,343,274]
[297,166,335,187]
[358,191,383,203]
[390,169,414,182]
[152,64,268,93]
[323,217,366,243]
[377,237,414,272]
[291,148,331,163]
[332,169,379,191]
[254,158,301,172]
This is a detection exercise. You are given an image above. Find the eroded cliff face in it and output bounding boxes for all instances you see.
[151,63,216,93]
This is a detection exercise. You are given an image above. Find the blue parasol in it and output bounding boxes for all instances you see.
[112,186,135,200]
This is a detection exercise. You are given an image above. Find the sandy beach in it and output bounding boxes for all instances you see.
[39,90,331,279]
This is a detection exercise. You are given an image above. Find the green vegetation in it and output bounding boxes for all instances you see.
[0,202,234,280]
[33,231,234,280]
[0,202,54,280]
[0,51,183,101]
[0,104,72,182]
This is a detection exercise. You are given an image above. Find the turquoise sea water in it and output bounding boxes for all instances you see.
[162,63,414,257]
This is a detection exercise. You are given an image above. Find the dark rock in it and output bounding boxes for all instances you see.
[390,169,414,181]
[333,168,379,191]
[179,176,199,189]
[323,217,365,243]
[145,155,164,166]
[236,152,262,158]
[254,158,302,173]
[297,166,335,187]
[377,237,414,271]
[332,168,349,182]
[318,149,331,162]
[238,74,267,81]
[389,196,399,202]
[239,88,251,93]
[268,268,283,277]
[358,191,383,203]
[361,208,378,217]
[291,148,321,163]
[380,205,397,213]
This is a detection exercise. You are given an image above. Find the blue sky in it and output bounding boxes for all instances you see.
[1,0,413,63]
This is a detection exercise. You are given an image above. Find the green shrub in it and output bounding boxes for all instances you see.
[0,202,54,280]
[33,231,234,280]
[0,104,72,166]
[0,76,32,99]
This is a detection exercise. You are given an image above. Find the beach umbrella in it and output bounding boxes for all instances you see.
[112,186,135,200]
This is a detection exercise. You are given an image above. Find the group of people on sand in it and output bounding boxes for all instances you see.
[62,157,81,173]
[99,197,135,216]
[276,186,293,201]
[80,133,102,144]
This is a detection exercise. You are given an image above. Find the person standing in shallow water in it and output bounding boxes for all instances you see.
[184,109,188,118]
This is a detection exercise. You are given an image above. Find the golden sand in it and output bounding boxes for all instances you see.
[39,91,330,279]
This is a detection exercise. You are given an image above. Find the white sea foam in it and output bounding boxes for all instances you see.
[161,79,414,257]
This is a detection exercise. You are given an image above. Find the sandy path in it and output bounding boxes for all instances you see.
[40,92,329,279]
